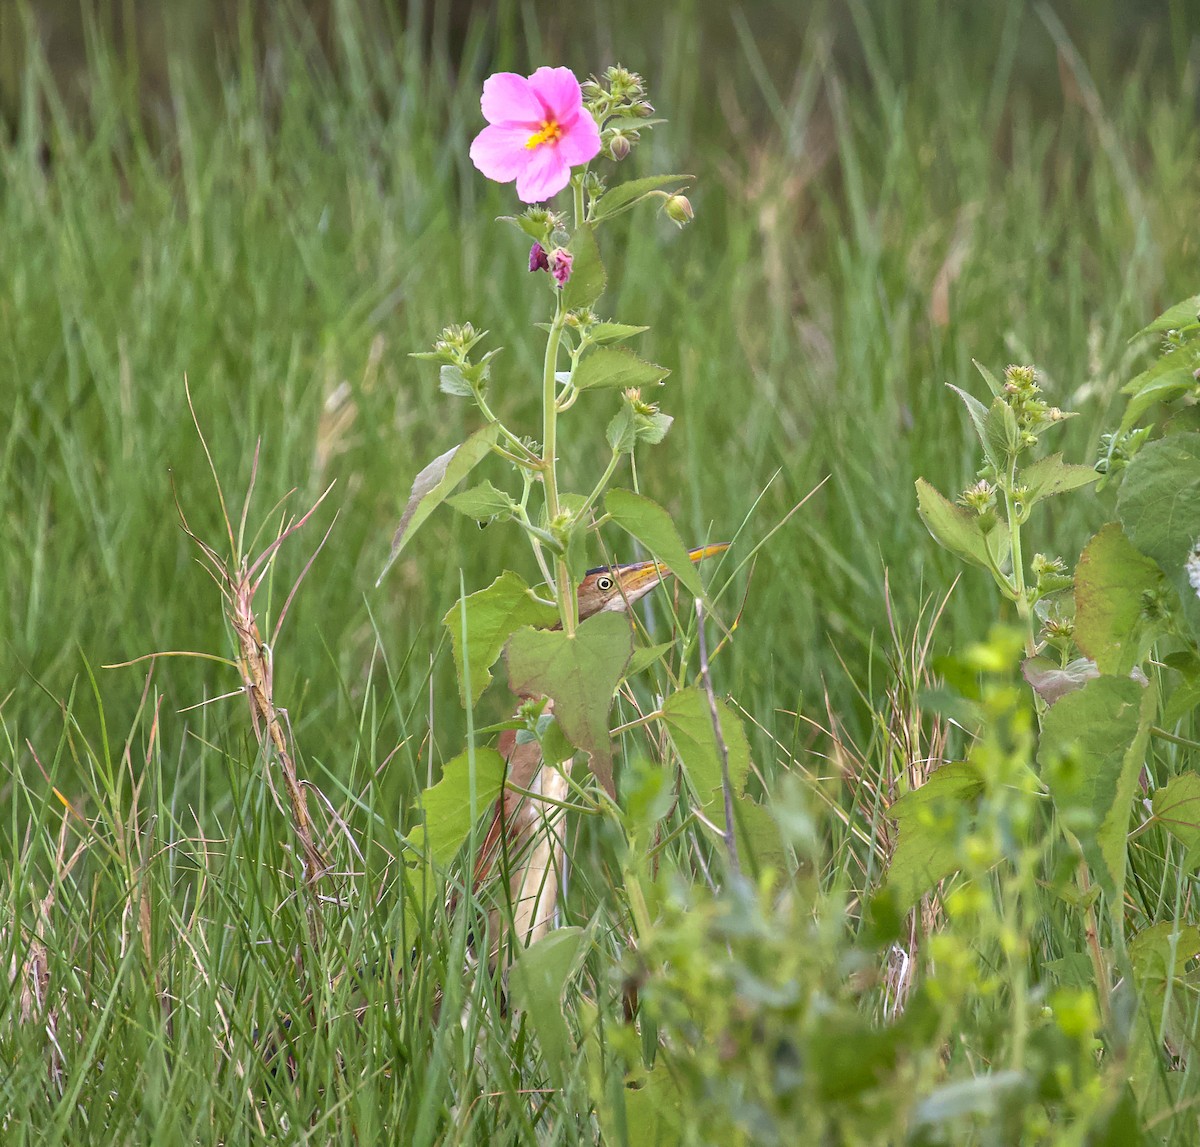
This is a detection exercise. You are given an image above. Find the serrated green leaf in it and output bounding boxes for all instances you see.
[661,686,752,829]
[591,173,693,222]
[562,223,606,311]
[573,346,670,391]
[983,398,1020,464]
[377,422,501,584]
[1151,775,1200,872]
[636,411,673,445]
[407,747,507,868]
[498,213,550,242]
[506,611,633,797]
[509,927,587,1090]
[885,762,985,908]
[1074,523,1165,675]
[915,478,1010,574]
[1038,675,1156,901]
[604,488,707,598]
[446,480,518,522]
[438,364,474,397]
[1021,453,1101,505]
[443,571,560,707]
[1117,355,1200,435]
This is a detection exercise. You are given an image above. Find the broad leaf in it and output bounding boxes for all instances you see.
[1117,355,1200,436]
[377,423,501,584]
[628,641,673,676]
[508,926,587,1091]
[661,686,752,829]
[1152,774,1200,872]
[1038,675,1155,901]
[1021,453,1101,506]
[1117,433,1200,574]
[604,488,707,598]
[562,223,606,311]
[972,359,1005,398]
[983,399,1020,467]
[915,479,1010,574]
[506,611,633,797]
[443,572,560,707]
[438,364,474,397]
[1074,523,1165,675]
[885,762,985,908]
[407,747,506,868]
[573,346,669,391]
[591,173,693,222]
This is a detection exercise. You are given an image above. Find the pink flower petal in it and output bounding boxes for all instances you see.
[470,123,534,182]
[480,72,543,127]
[556,110,602,167]
[515,144,571,203]
[528,66,584,123]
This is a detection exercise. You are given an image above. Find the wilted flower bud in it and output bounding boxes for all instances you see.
[664,194,694,227]
[529,242,549,273]
[548,248,574,287]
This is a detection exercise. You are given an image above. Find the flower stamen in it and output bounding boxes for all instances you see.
[526,120,563,149]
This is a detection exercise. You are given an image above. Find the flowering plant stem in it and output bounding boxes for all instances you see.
[541,291,577,635]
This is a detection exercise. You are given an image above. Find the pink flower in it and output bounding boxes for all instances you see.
[469,67,602,203]
[529,242,549,272]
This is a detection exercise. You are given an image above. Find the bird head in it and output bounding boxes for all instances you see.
[575,543,728,621]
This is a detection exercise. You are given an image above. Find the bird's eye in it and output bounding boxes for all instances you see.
[596,575,614,592]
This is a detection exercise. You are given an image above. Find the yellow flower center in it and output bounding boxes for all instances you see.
[525,119,562,150]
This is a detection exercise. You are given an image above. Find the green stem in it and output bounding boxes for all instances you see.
[474,390,540,465]
[577,449,623,520]
[541,294,576,634]
[1002,465,1037,658]
[573,175,585,229]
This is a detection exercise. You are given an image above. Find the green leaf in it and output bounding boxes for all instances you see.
[1038,676,1156,900]
[733,795,791,875]
[983,398,1020,465]
[508,926,587,1091]
[1117,433,1200,595]
[591,173,693,222]
[573,347,670,391]
[443,571,560,707]
[972,359,1005,398]
[506,611,634,797]
[498,213,550,243]
[587,321,649,346]
[661,686,752,828]
[1133,295,1200,339]
[1117,355,1200,436]
[885,762,985,908]
[562,223,606,311]
[377,423,501,584]
[1074,523,1165,675]
[446,480,518,523]
[604,488,707,598]
[628,642,673,676]
[407,747,507,868]
[1021,453,1101,506]
[1151,774,1200,872]
[947,384,998,467]
[606,404,637,454]
[915,479,1010,574]
[438,364,474,397]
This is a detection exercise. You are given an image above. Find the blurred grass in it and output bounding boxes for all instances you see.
[3,0,1197,803]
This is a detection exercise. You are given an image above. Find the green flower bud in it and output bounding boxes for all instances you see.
[664,194,694,227]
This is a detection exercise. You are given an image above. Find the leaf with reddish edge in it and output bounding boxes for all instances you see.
[377,423,501,585]
[505,611,633,797]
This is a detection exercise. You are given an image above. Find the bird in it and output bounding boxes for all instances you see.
[472,543,728,955]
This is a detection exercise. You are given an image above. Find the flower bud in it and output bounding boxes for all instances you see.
[664,194,693,227]
[529,242,549,273]
[608,132,631,161]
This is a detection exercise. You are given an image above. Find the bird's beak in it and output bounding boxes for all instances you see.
[610,542,729,602]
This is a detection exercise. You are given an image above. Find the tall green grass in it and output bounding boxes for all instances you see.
[3,1,1199,1141]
